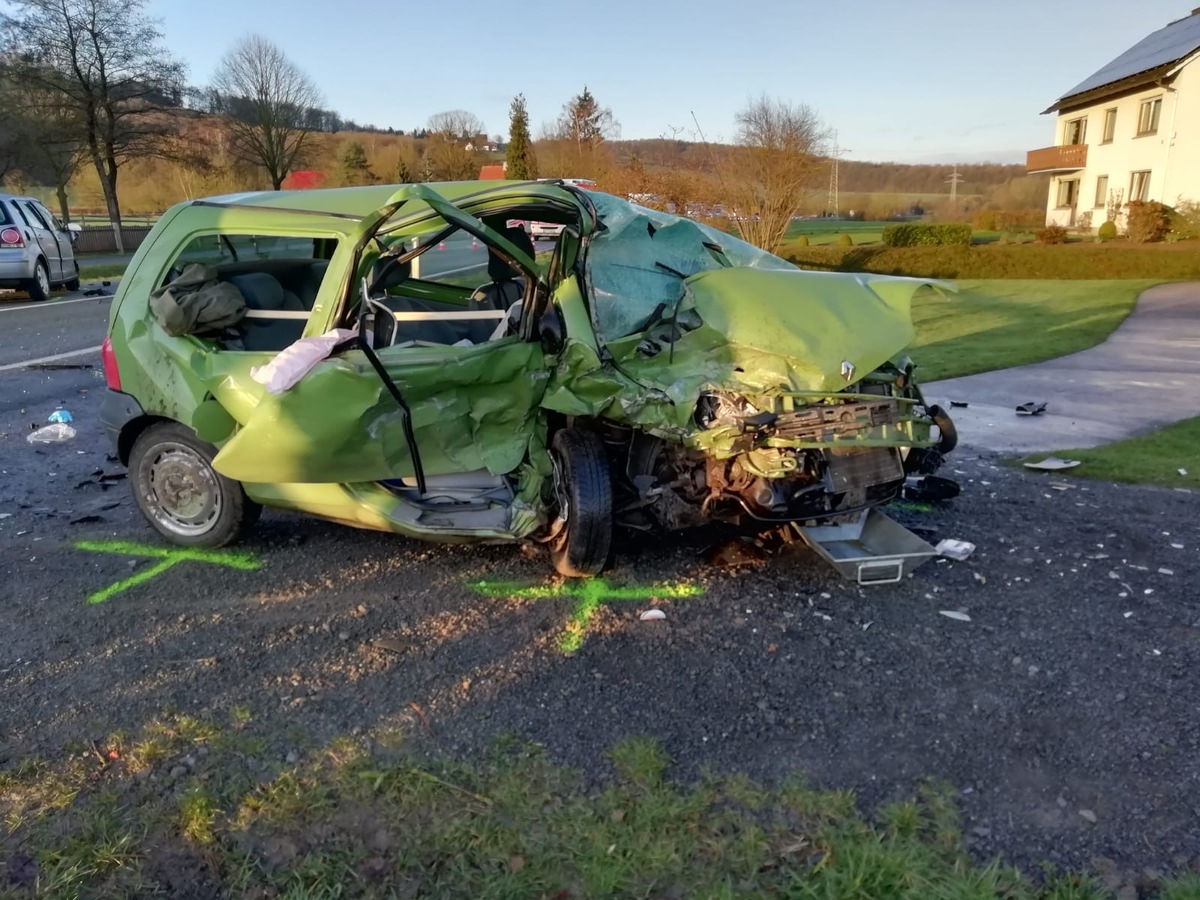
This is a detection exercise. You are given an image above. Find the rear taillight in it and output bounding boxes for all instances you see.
[101,337,121,391]
[0,226,23,247]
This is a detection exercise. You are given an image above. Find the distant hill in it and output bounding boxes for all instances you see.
[606,139,1026,196]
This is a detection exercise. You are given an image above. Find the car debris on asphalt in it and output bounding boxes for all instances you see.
[26,423,76,443]
[939,610,972,621]
[1023,456,1082,471]
[1015,401,1047,416]
[935,538,975,560]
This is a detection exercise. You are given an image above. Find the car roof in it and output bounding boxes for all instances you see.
[199,180,575,219]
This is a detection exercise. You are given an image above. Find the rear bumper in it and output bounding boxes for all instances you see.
[100,389,145,462]
[0,257,36,286]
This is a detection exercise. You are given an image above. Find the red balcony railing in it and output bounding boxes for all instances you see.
[1027,144,1088,173]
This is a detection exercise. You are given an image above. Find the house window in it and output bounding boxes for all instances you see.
[1129,170,1152,202]
[1063,117,1087,145]
[1094,175,1109,208]
[1136,97,1162,135]
[1102,108,1117,143]
[1055,178,1080,209]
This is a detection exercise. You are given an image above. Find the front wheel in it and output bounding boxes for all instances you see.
[129,421,260,547]
[548,429,612,577]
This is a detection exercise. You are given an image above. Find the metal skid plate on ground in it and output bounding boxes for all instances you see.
[796,508,936,585]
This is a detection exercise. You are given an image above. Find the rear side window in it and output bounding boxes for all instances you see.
[19,201,52,230]
[173,234,326,268]
[0,201,11,225]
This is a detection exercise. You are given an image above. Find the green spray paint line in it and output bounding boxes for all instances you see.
[468,578,705,654]
[75,539,262,604]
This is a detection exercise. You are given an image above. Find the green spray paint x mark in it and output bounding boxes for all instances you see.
[74,539,261,604]
[468,578,704,653]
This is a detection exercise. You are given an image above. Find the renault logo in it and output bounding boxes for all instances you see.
[841,360,856,381]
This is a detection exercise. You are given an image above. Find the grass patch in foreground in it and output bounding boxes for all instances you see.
[2,716,1199,897]
[1018,416,1200,489]
[907,279,1155,381]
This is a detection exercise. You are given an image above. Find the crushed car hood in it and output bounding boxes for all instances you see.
[676,266,943,393]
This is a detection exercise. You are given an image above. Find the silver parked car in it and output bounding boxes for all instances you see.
[0,193,81,301]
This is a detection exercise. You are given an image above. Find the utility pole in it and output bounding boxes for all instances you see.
[827,131,848,218]
[946,164,964,213]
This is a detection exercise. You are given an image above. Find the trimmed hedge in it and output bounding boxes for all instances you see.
[881,223,973,247]
[780,242,1200,280]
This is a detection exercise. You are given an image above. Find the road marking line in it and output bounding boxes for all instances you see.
[0,294,115,313]
[0,345,101,372]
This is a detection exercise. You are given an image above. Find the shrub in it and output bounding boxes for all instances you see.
[994,209,1045,233]
[793,234,810,247]
[1168,199,1200,240]
[779,241,1200,280]
[836,233,853,247]
[1125,200,1170,243]
[1097,220,1118,242]
[1035,224,1068,245]
[972,210,998,232]
[881,223,972,247]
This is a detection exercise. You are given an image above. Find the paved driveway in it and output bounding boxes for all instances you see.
[926,282,1200,453]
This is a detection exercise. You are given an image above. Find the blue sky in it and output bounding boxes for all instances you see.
[149,0,1191,163]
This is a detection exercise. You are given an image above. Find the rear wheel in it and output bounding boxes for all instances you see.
[548,428,612,577]
[23,260,50,303]
[129,421,260,547]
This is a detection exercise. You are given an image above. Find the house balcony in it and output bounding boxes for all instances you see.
[1026,144,1088,174]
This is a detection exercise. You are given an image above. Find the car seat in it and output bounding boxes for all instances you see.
[226,272,306,351]
[470,225,534,341]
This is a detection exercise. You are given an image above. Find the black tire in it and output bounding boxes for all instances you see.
[65,263,81,292]
[129,421,260,548]
[928,405,958,455]
[22,260,50,303]
[548,428,613,577]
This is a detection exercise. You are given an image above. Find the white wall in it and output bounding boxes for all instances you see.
[1042,59,1200,229]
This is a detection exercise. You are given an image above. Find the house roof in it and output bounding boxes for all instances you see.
[1046,10,1200,113]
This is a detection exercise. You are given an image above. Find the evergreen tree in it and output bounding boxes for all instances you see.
[338,140,376,185]
[395,155,411,183]
[558,86,616,147]
[505,93,537,180]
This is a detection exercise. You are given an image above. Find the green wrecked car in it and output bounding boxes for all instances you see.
[101,180,957,580]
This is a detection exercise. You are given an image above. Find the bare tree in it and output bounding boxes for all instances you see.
[555,86,619,147]
[5,80,88,220]
[2,0,186,250]
[427,109,486,144]
[211,35,322,190]
[721,95,828,252]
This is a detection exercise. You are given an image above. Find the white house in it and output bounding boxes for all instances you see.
[1030,8,1200,229]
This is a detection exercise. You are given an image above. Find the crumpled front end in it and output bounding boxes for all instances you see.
[549,241,956,532]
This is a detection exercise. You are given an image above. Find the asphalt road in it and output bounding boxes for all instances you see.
[2,274,1199,883]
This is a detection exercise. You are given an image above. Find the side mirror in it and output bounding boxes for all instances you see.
[66,222,82,245]
[538,306,565,354]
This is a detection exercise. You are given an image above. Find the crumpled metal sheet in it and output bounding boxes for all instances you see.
[212,339,547,485]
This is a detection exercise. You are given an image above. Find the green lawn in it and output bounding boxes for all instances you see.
[906,279,1156,382]
[5,712,1200,898]
[79,263,128,280]
[1018,416,1200,488]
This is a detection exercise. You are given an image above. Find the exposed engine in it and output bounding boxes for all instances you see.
[609,388,938,532]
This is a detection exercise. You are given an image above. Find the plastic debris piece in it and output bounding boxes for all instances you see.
[1124,612,1133,618]
[1179,468,1189,476]
[26,423,76,444]
[1015,401,1047,416]
[949,400,969,408]
[1079,809,1097,824]
[639,609,666,621]
[939,610,972,622]
[47,410,73,424]
[1023,457,1081,471]
[1159,568,1174,576]
[1171,543,1184,549]
[935,538,975,561]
